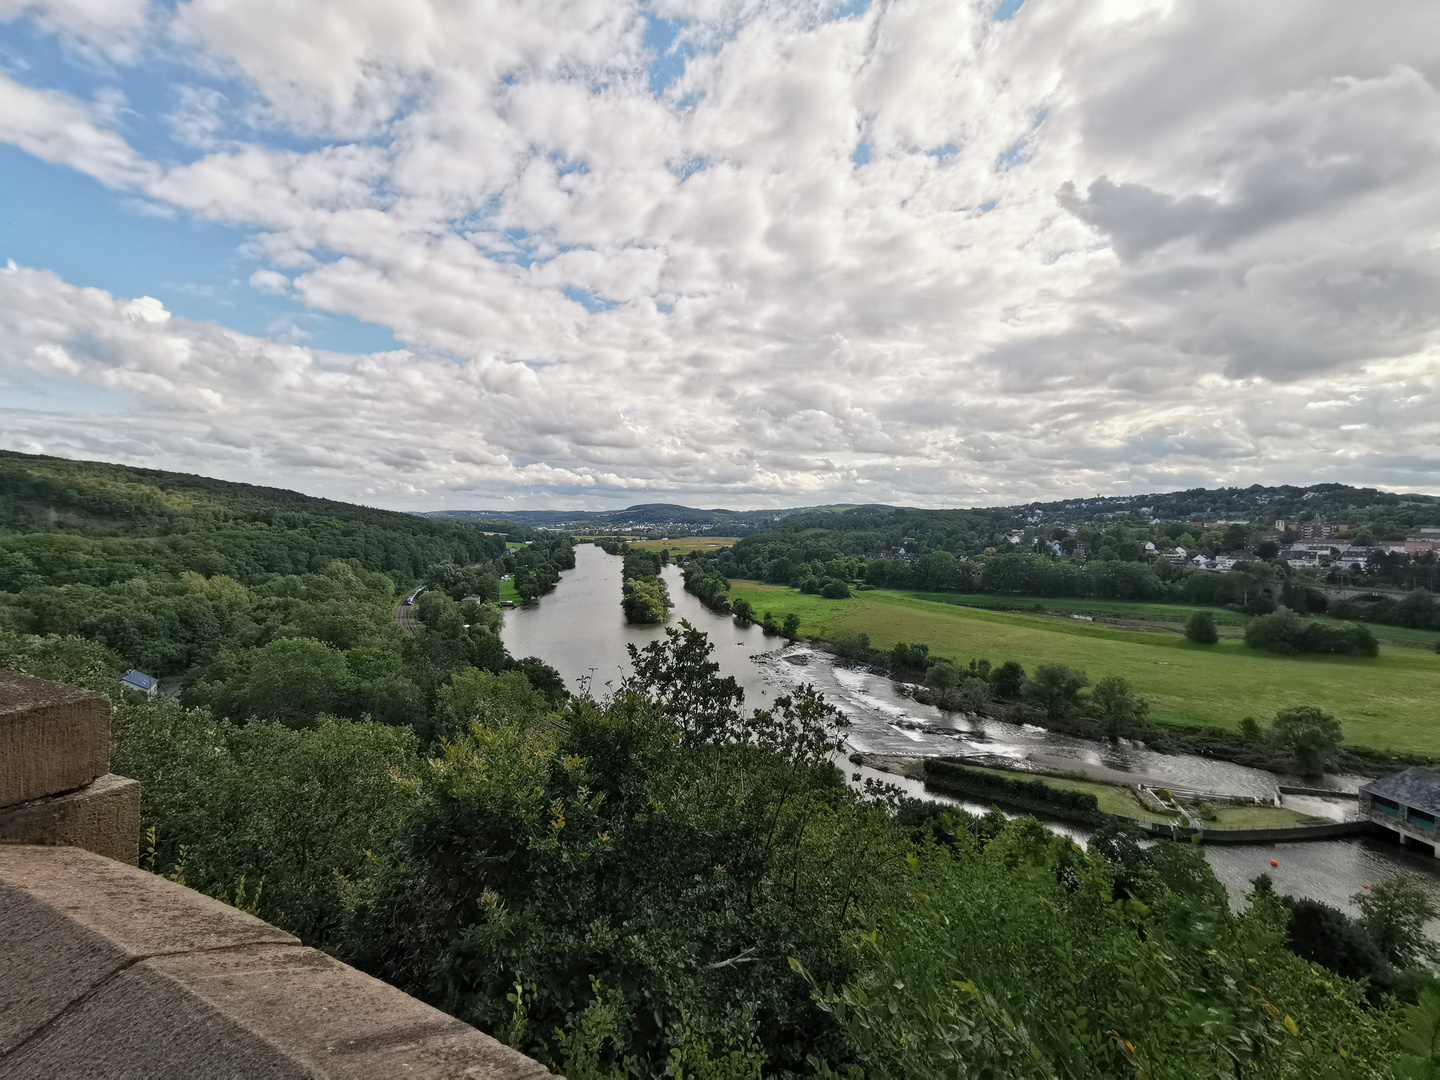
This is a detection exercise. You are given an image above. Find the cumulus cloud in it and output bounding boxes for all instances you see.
[0,0,1438,507]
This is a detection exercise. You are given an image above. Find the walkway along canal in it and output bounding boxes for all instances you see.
[504,544,1440,917]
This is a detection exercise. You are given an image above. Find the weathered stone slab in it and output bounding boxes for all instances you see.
[0,669,111,808]
[0,846,552,1078]
[0,773,142,865]
[0,844,297,1055]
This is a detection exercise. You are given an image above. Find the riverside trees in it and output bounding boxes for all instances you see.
[620,548,671,623]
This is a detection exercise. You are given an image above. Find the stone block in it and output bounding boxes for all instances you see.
[0,773,142,864]
[0,845,552,1078]
[0,669,111,808]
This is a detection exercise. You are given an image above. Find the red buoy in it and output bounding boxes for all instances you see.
[1363,883,1371,889]
[1270,859,1278,867]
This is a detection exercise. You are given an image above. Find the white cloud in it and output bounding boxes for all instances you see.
[1,0,1439,507]
[249,269,292,295]
[0,74,160,187]
[0,0,149,62]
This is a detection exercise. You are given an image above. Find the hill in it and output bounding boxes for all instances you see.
[0,449,527,586]
[417,502,823,534]
[424,484,1440,540]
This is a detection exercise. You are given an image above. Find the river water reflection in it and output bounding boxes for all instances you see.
[505,545,1440,914]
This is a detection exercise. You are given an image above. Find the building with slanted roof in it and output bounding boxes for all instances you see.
[118,670,158,698]
[1359,768,1440,857]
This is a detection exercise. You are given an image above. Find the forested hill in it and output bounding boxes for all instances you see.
[418,502,833,534]
[0,449,519,583]
[1013,483,1440,530]
[425,483,1440,540]
[0,450,575,716]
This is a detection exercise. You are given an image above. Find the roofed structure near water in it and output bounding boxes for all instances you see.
[1360,768,1440,856]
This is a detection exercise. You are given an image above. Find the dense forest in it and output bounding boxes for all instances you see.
[0,450,573,729]
[4,454,1440,1076]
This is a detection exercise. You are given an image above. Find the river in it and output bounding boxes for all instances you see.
[504,544,1440,915]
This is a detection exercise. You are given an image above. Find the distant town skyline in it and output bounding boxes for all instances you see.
[2,0,1439,512]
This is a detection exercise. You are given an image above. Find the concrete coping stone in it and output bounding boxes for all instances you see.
[0,845,552,1078]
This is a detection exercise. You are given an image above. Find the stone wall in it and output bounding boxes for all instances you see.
[0,669,140,863]
[0,669,551,1078]
[1,845,551,1078]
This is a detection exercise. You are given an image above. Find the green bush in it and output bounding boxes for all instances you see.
[1270,705,1344,775]
[989,659,1026,698]
[1088,674,1149,736]
[1184,609,1219,644]
[924,659,961,689]
[1021,663,1089,719]
[1244,607,1378,656]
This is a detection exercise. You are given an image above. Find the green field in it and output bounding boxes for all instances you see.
[729,581,1440,755]
[500,576,522,604]
[630,537,740,554]
[928,592,1440,650]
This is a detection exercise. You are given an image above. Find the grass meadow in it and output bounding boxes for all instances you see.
[728,581,1440,756]
[630,537,741,554]
[929,592,1440,651]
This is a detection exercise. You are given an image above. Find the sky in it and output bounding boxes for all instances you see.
[1,0,1439,511]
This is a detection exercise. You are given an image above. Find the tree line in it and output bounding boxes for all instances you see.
[600,542,672,624]
[2,623,1433,1077]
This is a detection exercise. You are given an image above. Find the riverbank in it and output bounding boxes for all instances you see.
[726,579,1440,761]
[504,547,1440,916]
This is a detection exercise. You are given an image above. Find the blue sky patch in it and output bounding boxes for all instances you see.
[994,0,1026,21]
[553,154,590,177]
[852,140,871,167]
[928,143,959,162]
[823,0,872,21]
[563,286,619,313]
[674,156,708,181]
[644,16,695,96]
[0,145,399,354]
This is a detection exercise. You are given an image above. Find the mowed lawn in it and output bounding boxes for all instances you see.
[728,582,1440,756]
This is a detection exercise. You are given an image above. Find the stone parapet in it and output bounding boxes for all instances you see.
[0,845,552,1078]
[0,773,141,865]
[0,669,111,809]
[0,668,140,864]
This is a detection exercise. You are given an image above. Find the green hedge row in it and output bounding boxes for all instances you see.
[923,758,1106,825]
